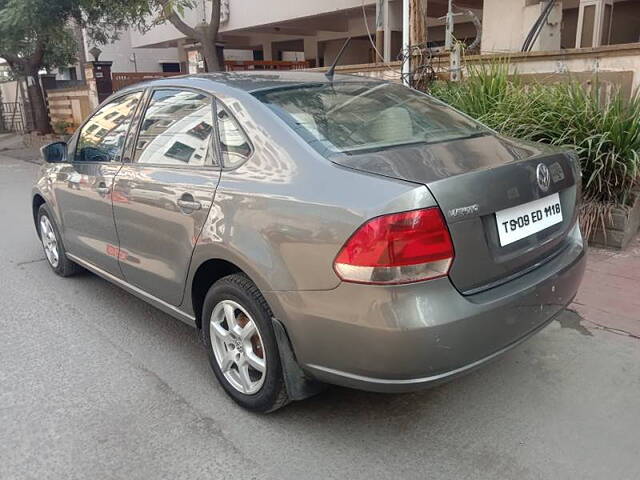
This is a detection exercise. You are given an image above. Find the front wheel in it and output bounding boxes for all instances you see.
[37,204,82,277]
[202,274,289,413]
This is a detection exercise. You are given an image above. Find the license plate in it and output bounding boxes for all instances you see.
[495,193,563,246]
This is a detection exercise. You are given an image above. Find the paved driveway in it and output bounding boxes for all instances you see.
[1,154,639,480]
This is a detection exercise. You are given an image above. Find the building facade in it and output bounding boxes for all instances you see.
[128,0,640,69]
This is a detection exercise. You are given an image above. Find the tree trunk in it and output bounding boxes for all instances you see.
[160,0,223,73]
[201,37,221,72]
[25,72,50,133]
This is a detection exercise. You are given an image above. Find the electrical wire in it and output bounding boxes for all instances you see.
[522,0,555,52]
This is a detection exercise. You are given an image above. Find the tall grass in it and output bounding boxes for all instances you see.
[430,63,640,227]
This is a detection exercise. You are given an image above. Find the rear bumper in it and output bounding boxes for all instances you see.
[265,225,586,393]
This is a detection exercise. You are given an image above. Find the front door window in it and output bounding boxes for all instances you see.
[75,92,142,163]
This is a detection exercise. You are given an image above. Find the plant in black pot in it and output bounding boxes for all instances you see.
[52,120,74,140]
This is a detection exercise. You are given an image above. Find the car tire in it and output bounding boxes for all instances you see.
[37,204,82,277]
[202,273,290,413]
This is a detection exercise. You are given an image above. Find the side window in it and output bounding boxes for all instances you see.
[134,89,214,166]
[216,101,252,168]
[74,92,142,163]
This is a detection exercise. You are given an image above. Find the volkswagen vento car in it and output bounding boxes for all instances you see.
[32,72,586,412]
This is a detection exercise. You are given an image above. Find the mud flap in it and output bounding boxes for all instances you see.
[272,318,326,401]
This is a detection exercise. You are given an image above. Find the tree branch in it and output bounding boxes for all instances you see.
[0,51,28,77]
[28,40,46,73]
[157,0,203,41]
[209,0,221,36]
[0,51,23,67]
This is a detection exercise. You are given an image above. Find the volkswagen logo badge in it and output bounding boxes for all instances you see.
[536,163,551,192]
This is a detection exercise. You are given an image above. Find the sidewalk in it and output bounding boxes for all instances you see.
[0,133,45,164]
[571,235,640,338]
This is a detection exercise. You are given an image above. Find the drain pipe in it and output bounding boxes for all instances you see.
[402,0,410,86]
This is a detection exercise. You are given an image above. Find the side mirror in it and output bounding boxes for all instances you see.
[41,142,67,163]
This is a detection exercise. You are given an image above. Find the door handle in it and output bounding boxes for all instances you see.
[177,194,202,212]
[97,182,111,195]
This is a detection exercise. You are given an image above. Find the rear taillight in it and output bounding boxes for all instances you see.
[334,207,454,285]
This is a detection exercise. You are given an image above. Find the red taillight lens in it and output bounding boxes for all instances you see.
[334,207,454,285]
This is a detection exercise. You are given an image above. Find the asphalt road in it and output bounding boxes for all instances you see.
[1,154,639,480]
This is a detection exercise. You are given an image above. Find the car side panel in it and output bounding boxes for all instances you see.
[179,90,436,315]
[112,165,219,306]
[33,165,63,227]
[52,162,124,277]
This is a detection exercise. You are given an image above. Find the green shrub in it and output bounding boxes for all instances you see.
[430,63,640,238]
[52,120,73,135]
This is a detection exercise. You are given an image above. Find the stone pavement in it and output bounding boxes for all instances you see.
[0,132,48,164]
[572,235,640,338]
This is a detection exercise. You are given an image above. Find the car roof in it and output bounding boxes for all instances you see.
[136,71,385,94]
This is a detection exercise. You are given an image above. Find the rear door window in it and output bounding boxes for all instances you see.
[216,101,252,168]
[133,89,215,166]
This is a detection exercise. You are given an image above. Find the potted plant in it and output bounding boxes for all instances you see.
[52,120,74,139]
[586,191,640,250]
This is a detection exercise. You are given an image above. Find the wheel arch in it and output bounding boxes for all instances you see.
[190,257,325,401]
[190,258,246,329]
[32,194,46,236]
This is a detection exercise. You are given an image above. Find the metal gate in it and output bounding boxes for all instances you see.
[0,102,30,133]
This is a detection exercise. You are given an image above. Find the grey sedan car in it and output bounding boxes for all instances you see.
[32,72,586,412]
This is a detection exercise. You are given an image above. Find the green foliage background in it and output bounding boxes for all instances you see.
[430,62,640,212]
[0,0,170,73]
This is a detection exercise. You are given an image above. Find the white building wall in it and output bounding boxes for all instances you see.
[131,0,376,48]
[481,0,531,53]
[509,48,640,92]
[88,30,180,73]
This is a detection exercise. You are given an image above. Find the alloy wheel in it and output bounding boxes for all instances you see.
[40,215,59,268]
[209,300,267,395]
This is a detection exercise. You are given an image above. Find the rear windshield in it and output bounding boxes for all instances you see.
[253,82,488,156]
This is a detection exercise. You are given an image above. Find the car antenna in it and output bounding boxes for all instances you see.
[325,37,352,82]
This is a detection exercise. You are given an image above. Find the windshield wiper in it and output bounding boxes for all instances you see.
[459,131,490,140]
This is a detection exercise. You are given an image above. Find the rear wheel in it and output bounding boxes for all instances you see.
[202,274,289,413]
[37,204,81,277]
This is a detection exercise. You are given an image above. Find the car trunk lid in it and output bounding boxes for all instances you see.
[329,134,580,293]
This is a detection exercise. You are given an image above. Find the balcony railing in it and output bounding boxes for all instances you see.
[112,72,182,91]
[224,60,311,71]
